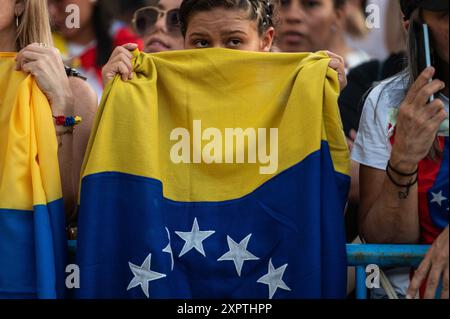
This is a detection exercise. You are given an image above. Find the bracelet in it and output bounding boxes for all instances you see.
[386,163,418,199]
[387,160,418,176]
[53,115,82,128]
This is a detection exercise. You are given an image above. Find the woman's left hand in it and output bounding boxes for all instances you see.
[15,43,74,115]
[407,226,449,299]
[325,50,347,91]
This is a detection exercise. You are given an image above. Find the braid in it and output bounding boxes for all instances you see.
[179,0,279,37]
[249,0,276,30]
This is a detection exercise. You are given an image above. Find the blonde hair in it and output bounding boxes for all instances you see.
[16,0,53,50]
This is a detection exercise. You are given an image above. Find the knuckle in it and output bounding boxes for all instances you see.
[414,116,425,127]
[437,250,447,261]
[422,87,434,97]
[427,277,437,286]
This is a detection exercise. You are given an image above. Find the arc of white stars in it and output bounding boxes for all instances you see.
[127,253,166,298]
[162,227,174,271]
[218,234,259,277]
[257,259,291,299]
[430,190,448,207]
[175,218,215,258]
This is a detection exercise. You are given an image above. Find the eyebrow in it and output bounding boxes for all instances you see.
[188,32,210,38]
[188,30,247,38]
[222,30,248,36]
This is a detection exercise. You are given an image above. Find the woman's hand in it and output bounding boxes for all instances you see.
[325,51,347,91]
[390,67,447,173]
[407,226,449,299]
[15,43,73,115]
[102,43,138,86]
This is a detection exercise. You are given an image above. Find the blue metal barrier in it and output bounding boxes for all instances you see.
[67,241,430,299]
[347,244,430,299]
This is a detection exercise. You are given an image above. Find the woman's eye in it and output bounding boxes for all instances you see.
[193,40,209,48]
[303,0,320,8]
[227,39,242,47]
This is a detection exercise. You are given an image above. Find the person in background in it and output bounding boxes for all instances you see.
[276,0,370,70]
[353,0,449,299]
[340,0,407,243]
[115,0,150,28]
[48,0,143,99]
[102,0,184,83]
[343,0,371,67]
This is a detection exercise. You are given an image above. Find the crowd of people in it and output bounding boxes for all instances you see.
[0,0,448,299]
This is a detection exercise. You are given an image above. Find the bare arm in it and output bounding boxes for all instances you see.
[57,77,97,219]
[359,165,419,243]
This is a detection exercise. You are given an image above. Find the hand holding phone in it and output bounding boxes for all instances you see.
[413,21,436,102]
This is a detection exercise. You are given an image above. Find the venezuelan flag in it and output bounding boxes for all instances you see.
[77,49,350,299]
[0,53,66,299]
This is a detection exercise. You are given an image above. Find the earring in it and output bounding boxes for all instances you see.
[16,15,19,27]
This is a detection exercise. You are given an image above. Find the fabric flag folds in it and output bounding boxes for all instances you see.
[0,53,66,299]
[76,49,351,299]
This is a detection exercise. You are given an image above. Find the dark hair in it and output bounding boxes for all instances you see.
[406,8,443,158]
[118,0,154,13]
[92,0,115,67]
[179,0,279,37]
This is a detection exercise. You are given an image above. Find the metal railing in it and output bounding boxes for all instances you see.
[347,244,430,299]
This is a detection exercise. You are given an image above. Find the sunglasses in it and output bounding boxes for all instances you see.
[132,6,181,37]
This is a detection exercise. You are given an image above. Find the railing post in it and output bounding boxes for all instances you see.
[356,266,368,299]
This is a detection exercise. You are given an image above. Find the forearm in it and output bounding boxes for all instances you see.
[361,173,420,243]
[51,83,78,217]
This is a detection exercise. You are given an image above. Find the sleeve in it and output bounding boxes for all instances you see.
[351,83,392,170]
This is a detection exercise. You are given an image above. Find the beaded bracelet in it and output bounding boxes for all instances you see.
[53,115,82,127]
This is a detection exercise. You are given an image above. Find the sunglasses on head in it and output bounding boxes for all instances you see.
[132,6,181,37]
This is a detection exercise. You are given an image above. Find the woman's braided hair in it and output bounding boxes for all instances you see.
[179,0,279,37]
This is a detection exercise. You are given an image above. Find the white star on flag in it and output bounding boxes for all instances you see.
[175,218,215,257]
[218,234,259,276]
[430,190,447,207]
[257,259,291,299]
[127,253,166,298]
[162,227,174,271]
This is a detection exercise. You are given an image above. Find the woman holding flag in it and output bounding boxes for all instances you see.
[102,0,347,91]
[0,0,96,298]
[76,0,351,299]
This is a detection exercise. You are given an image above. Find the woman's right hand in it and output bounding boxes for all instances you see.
[390,67,447,172]
[102,43,138,86]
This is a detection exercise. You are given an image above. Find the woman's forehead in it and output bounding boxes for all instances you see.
[187,9,258,35]
[189,8,253,24]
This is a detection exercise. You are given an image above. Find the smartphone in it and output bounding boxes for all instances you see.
[413,21,435,102]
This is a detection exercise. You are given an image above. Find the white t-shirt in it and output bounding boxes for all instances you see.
[353,72,449,170]
[351,71,449,297]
